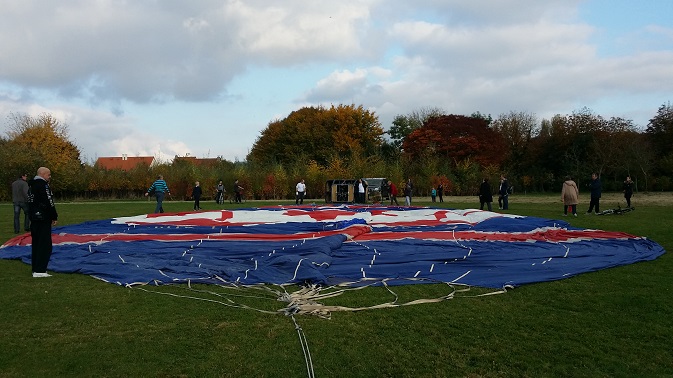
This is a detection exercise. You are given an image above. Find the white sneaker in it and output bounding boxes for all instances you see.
[32,272,52,278]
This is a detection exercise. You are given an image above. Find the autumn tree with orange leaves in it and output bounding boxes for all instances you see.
[247,104,384,168]
[2,113,84,196]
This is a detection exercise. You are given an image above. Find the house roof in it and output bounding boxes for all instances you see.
[95,156,154,171]
[173,156,221,166]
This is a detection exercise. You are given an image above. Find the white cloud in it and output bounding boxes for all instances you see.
[1,0,672,160]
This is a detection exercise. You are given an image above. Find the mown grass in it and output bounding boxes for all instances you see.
[0,195,671,377]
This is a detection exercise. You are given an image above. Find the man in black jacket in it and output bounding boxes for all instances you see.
[586,172,602,214]
[28,167,58,278]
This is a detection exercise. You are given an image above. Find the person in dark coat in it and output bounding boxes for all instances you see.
[479,178,493,211]
[623,176,634,208]
[233,180,244,203]
[192,181,202,210]
[28,167,58,278]
[586,172,602,214]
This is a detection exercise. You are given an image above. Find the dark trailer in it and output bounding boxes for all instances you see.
[363,177,389,203]
[325,178,389,204]
[325,179,356,203]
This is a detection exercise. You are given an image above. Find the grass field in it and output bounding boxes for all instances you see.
[1,193,672,377]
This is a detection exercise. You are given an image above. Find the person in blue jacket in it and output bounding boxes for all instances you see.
[145,175,170,213]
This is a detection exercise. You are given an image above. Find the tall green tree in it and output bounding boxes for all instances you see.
[492,111,538,178]
[646,102,673,177]
[387,106,445,151]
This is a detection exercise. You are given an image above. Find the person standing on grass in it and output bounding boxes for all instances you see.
[623,176,634,208]
[296,179,306,205]
[28,167,58,278]
[478,178,493,211]
[192,181,202,211]
[233,180,244,203]
[498,175,509,210]
[561,176,579,217]
[12,173,31,234]
[437,183,444,203]
[145,175,170,213]
[388,180,399,206]
[356,179,367,204]
[586,172,602,214]
[404,179,413,206]
[215,180,225,204]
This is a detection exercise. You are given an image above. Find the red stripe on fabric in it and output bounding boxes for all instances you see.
[352,228,637,242]
[4,226,638,247]
[7,224,372,246]
[142,211,234,222]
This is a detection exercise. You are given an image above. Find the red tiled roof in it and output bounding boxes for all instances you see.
[173,156,221,166]
[95,156,154,171]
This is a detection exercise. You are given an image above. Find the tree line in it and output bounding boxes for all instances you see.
[1,102,672,202]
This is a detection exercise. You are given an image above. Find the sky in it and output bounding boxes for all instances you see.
[1,0,672,163]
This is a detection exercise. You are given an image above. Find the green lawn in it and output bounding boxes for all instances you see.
[1,195,671,377]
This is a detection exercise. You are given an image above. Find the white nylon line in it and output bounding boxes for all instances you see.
[430,263,435,273]
[291,258,307,281]
[118,255,126,263]
[414,271,421,277]
[451,270,471,283]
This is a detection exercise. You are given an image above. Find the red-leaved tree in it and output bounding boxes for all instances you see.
[402,114,506,169]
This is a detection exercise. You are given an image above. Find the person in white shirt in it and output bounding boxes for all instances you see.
[357,179,366,204]
[296,179,306,205]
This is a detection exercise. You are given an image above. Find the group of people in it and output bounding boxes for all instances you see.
[562,173,603,216]
[429,184,445,203]
[384,178,412,206]
[561,173,633,216]
[143,176,246,213]
[478,175,510,211]
[11,167,638,279]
